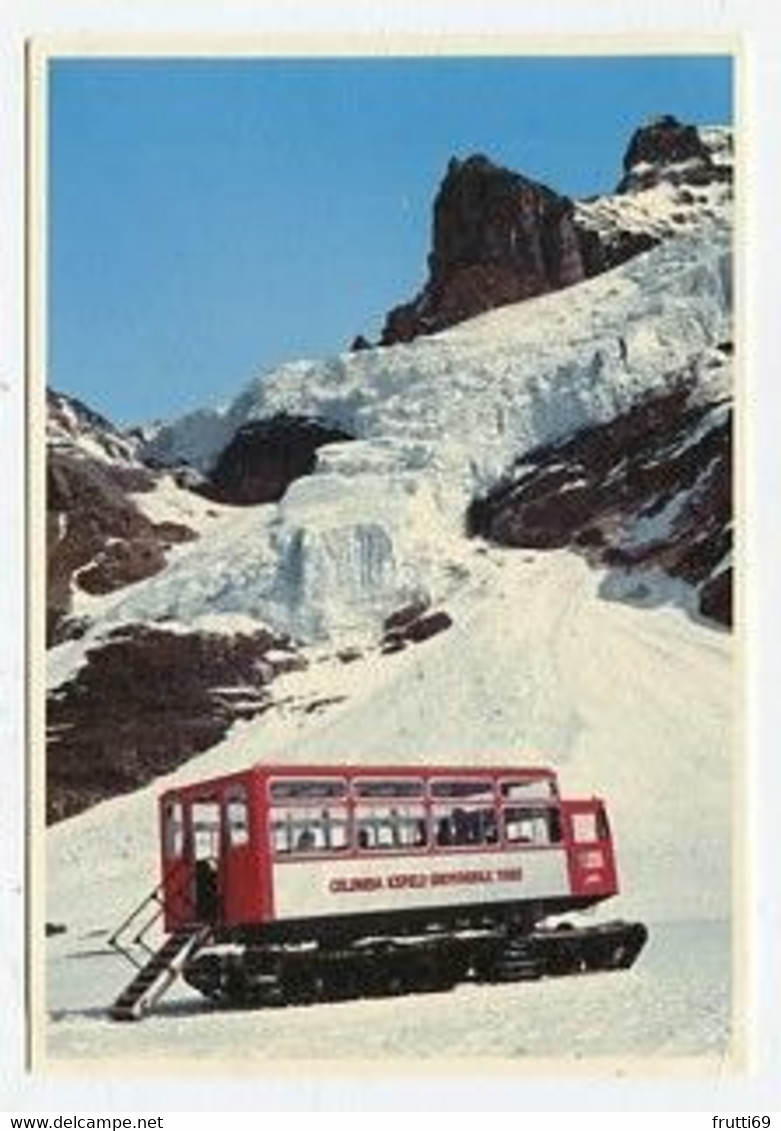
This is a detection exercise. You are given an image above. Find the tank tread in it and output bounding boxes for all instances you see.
[182,920,648,1008]
[475,936,543,983]
[529,919,648,976]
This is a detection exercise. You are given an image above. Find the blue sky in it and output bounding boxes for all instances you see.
[48,55,733,426]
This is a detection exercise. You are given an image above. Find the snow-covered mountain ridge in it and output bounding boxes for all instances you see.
[133,230,730,636]
[576,120,732,252]
[46,388,229,646]
[377,116,732,346]
[145,231,730,480]
[47,388,143,465]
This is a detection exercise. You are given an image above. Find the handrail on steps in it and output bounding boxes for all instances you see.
[108,864,191,971]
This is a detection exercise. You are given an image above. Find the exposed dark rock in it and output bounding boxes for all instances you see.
[200,413,355,505]
[383,599,431,635]
[100,464,157,494]
[468,380,732,627]
[575,226,659,276]
[623,115,710,173]
[47,388,141,465]
[378,119,730,345]
[47,451,198,644]
[382,155,592,345]
[76,538,168,596]
[46,625,304,823]
[382,605,453,650]
[402,610,453,643]
[699,569,732,625]
[617,114,732,194]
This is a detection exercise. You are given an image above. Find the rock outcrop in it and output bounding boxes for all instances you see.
[47,450,197,644]
[381,601,453,652]
[378,118,732,347]
[46,390,201,644]
[199,413,354,505]
[467,363,732,627]
[382,155,593,345]
[46,625,302,822]
[617,114,733,193]
[47,388,140,464]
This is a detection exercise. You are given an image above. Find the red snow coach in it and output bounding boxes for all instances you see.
[109,763,647,1019]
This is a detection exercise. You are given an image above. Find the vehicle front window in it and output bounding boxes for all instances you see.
[163,799,184,859]
[571,811,598,843]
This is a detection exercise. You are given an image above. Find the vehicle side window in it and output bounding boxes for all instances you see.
[432,804,498,848]
[504,806,561,845]
[355,804,428,851]
[270,805,349,857]
[226,789,250,848]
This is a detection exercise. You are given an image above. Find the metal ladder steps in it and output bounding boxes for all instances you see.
[111,963,177,1009]
[110,928,206,1021]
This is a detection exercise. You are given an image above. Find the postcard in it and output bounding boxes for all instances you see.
[4,4,778,1114]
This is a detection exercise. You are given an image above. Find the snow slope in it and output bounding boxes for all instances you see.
[46,549,733,1061]
[48,921,729,1062]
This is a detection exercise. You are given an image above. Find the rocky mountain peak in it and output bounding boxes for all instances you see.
[47,388,140,464]
[375,117,731,349]
[617,114,733,193]
[429,153,580,282]
[381,153,588,345]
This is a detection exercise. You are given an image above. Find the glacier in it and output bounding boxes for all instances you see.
[71,230,733,651]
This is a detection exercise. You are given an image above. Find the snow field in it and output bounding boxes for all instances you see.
[46,549,733,1060]
[47,921,730,1062]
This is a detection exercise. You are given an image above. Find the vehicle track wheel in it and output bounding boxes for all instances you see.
[283,965,327,1006]
[493,937,542,982]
